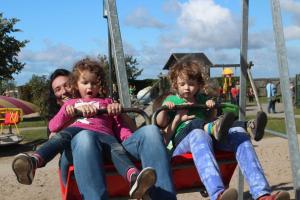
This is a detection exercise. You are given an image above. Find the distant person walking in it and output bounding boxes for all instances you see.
[266,81,276,113]
[230,82,240,105]
[247,87,254,103]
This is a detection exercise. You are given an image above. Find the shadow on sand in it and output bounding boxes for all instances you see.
[0,139,47,157]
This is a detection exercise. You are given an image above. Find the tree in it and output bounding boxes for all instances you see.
[0,79,17,96]
[19,75,49,117]
[125,55,143,81]
[97,54,143,82]
[0,13,28,80]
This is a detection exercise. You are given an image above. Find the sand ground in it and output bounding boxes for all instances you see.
[0,135,298,200]
[0,102,299,199]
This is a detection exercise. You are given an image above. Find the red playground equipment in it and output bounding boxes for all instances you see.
[58,107,237,199]
[59,150,236,199]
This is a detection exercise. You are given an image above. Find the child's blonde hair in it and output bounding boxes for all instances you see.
[168,56,206,91]
[70,58,108,98]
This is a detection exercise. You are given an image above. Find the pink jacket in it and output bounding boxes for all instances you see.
[48,98,132,142]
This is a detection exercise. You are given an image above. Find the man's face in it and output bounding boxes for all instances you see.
[51,75,71,106]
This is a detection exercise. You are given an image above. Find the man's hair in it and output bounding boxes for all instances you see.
[168,55,205,91]
[47,68,71,120]
[70,58,108,98]
[49,69,71,85]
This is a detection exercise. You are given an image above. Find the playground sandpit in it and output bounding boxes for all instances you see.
[0,135,298,200]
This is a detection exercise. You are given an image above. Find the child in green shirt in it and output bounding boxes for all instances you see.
[156,58,236,152]
[156,56,286,200]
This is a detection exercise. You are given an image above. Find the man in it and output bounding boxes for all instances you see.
[266,81,277,113]
[49,69,176,200]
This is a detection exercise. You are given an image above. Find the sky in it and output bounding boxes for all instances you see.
[1,0,300,86]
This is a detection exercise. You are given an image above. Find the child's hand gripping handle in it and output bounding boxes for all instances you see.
[75,107,151,125]
[152,103,225,126]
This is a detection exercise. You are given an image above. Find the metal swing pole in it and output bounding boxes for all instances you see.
[103,0,131,108]
[237,0,249,199]
[270,0,300,199]
[103,0,113,98]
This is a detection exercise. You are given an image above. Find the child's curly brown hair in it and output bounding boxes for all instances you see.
[168,55,206,91]
[69,58,108,98]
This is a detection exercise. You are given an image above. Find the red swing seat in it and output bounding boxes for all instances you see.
[59,106,237,199]
[59,150,236,200]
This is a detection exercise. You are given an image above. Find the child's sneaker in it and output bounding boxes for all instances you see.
[129,167,157,199]
[12,153,36,185]
[258,191,290,200]
[205,112,236,142]
[247,111,267,141]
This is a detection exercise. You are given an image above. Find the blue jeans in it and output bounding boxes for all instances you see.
[60,125,176,200]
[122,125,176,200]
[38,127,134,180]
[173,127,271,200]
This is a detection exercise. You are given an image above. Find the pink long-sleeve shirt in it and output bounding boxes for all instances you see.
[48,98,132,142]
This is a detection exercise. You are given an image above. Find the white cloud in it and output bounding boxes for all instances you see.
[134,0,300,80]
[281,0,300,20]
[286,45,300,75]
[125,7,166,29]
[20,41,85,65]
[14,42,92,85]
[123,41,140,57]
[128,0,278,80]
[175,0,240,49]
[281,0,300,40]
[285,25,300,40]
[158,0,274,52]
[162,0,181,13]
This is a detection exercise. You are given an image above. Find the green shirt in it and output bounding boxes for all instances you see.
[162,94,208,150]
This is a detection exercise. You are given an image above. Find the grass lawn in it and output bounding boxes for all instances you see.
[18,120,47,128]
[21,129,48,142]
[266,117,300,135]
[294,106,300,115]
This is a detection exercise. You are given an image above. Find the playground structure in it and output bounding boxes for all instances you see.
[60,0,300,199]
[0,108,23,146]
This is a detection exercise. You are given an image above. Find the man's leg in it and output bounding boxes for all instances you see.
[214,127,271,199]
[59,150,72,186]
[267,99,272,113]
[122,125,176,200]
[272,100,276,113]
[172,129,226,200]
[71,130,109,200]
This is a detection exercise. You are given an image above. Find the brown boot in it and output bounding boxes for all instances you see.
[217,188,238,200]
